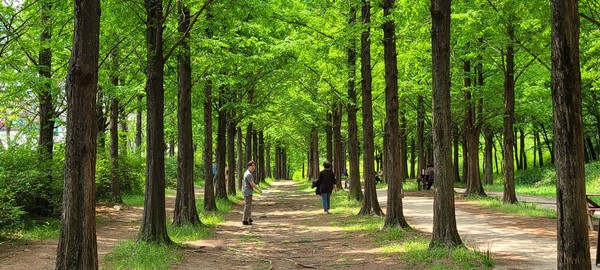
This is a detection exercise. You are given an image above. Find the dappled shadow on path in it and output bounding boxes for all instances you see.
[175,180,404,270]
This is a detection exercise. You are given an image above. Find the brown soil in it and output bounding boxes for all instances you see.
[0,180,597,269]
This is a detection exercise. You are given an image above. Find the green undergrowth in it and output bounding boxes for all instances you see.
[103,186,247,269]
[463,195,557,218]
[0,216,60,242]
[298,178,494,269]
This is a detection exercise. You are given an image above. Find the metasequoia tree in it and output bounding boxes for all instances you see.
[382,0,409,228]
[346,3,363,201]
[138,0,213,243]
[203,11,217,212]
[550,0,591,268]
[55,0,100,268]
[173,1,201,227]
[429,0,462,248]
[38,0,55,187]
[358,0,383,216]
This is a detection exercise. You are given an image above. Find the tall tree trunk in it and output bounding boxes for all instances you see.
[109,47,122,204]
[55,0,100,267]
[586,136,597,161]
[537,130,544,167]
[539,122,555,164]
[202,78,216,210]
[347,3,362,201]
[551,0,591,267]
[520,129,527,170]
[173,2,201,227]
[310,127,319,179]
[358,0,383,216]
[382,0,409,228]
[417,95,425,189]
[429,0,462,248]
[258,130,265,183]
[452,125,461,182]
[463,60,485,196]
[333,102,344,187]
[215,87,227,199]
[227,117,236,195]
[514,129,520,170]
[236,127,243,189]
[38,0,55,188]
[502,22,518,204]
[245,122,253,165]
[483,126,494,185]
[96,91,107,149]
[109,98,121,203]
[265,142,271,178]
[400,111,408,180]
[138,0,171,244]
[326,111,333,162]
[410,139,416,179]
[135,94,143,149]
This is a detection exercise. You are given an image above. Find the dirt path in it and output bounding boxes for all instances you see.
[174,180,402,269]
[1,180,598,269]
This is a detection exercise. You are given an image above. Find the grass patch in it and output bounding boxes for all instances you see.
[0,217,60,241]
[393,236,493,270]
[122,193,145,206]
[463,195,556,218]
[102,240,182,270]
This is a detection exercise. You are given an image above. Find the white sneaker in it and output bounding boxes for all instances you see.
[324,211,329,215]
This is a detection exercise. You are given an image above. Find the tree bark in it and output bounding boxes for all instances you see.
[109,47,122,204]
[483,126,494,185]
[462,60,485,196]
[429,0,462,248]
[347,3,363,201]
[551,0,591,268]
[215,86,227,199]
[333,102,344,187]
[138,0,171,244]
[173,2,201,227]
[326,111,333,162]
[258,130,265,183]
[502,22,518,204]
[358,0,383,216]
[417,95,425,189]
[135,94,143,149]
[203,81,216,211]
[38,0,55,188]
[382,0,409,228]
[236,127,243,189]
[55,0,100,267]
[227,116,237,195]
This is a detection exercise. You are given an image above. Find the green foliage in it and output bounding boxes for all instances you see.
[0,145,63,227]
[102,240,183,270]
[95,152,145,200]
[0,217,60,240]
[164,156,178,189]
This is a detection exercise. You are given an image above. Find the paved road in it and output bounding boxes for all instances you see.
[376,188,599,270]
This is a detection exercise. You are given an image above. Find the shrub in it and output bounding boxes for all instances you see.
[95,152,145,200]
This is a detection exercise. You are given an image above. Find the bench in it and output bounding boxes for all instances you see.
[586,194,600,230]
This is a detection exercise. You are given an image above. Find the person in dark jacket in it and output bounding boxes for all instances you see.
[314,160,337,214]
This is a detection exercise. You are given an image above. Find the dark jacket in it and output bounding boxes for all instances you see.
[315,168,336,194]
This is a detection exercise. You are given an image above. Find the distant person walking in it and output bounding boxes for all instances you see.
[242,160,262,225]
[425,163,435,190]
[314,161,337,214]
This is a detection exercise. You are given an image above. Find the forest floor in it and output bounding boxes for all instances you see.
[0,180,598,269]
